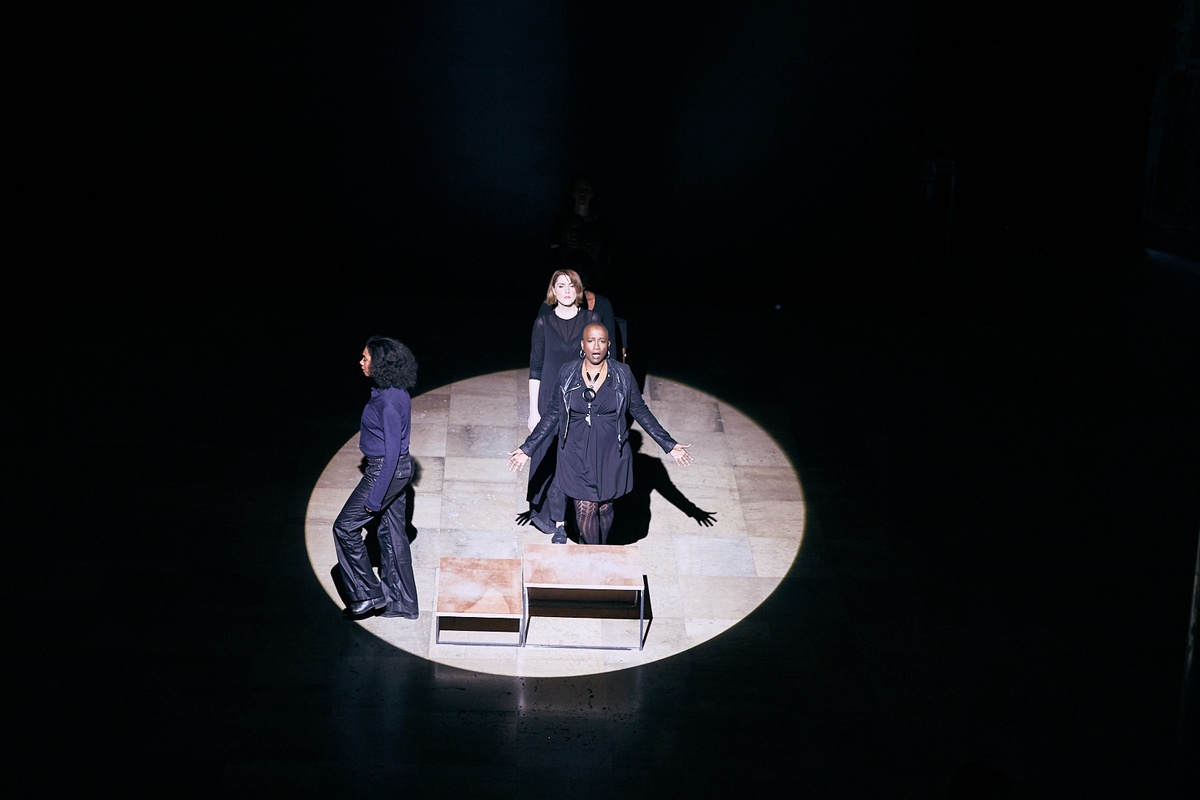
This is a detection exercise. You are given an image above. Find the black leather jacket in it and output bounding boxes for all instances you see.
[521,358,677,458]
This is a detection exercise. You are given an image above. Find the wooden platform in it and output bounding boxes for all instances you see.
[432,556,524,646]
[521,542,646,650]
[431,545,647,650]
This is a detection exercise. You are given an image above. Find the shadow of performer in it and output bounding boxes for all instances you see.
[609,430,716,546]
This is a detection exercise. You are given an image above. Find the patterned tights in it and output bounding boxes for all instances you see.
[574,499,614,545]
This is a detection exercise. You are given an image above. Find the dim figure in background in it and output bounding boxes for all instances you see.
[332,336,420,620]
[552,213,587,268]
[549,172,610,295]
[525,269,600,537]
[508,322,692,545]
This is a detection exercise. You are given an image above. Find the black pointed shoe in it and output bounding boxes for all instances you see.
[344,596,387,618]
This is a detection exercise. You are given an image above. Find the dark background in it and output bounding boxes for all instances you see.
[12,2,1200,797]
[18,2,1192,299]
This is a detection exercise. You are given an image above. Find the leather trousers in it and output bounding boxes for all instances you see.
[332,454,417,615]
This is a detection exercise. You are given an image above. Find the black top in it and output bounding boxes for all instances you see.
[529,305,599,415]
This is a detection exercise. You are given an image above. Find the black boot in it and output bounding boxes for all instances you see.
[343,596,386,618]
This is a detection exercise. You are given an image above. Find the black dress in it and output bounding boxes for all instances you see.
[554,375,632,503]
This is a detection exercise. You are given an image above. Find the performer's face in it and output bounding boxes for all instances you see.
[553,275,578,307]
[572,180,593,205]
[582,324,610,365]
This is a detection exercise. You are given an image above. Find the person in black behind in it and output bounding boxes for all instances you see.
[508,322,693,545]
[333,336,420,620]
[524,269,600,537]
[565,250,625,363]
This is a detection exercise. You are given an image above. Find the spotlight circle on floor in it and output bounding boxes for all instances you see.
[305,368,805,677]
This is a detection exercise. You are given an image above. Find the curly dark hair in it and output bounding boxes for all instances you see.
[365,336,418,391]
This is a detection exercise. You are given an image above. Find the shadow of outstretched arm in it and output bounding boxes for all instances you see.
[642,458,717,526]
[610,430,716,544]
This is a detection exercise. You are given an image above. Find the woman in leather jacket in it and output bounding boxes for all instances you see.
[508,322,693,544]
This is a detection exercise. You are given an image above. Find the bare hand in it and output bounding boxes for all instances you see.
[690,508,717,527]
[507,448,530,472]
[669,443,694,467]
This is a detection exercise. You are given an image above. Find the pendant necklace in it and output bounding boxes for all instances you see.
[583,364,604,426]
